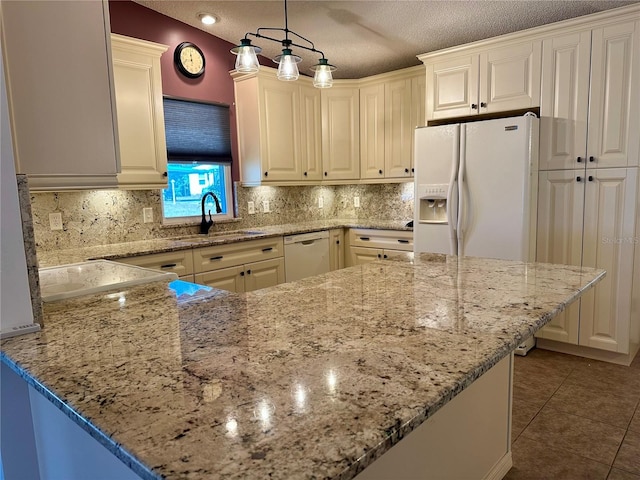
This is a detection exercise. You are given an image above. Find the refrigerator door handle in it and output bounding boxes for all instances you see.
[447,128,460,255]
[457,128,467,257]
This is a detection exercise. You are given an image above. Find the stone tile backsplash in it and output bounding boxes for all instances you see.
[31,183,414,251]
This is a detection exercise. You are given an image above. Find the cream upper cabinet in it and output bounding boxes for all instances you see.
[2,0,120,191]
[233,68,321,185]
[111,34,168,189]
[359,83,385,179]
[540,21,640,170]
[385,77,413,178]
[410,73,427,175]
[321,84,360,181]
[423,40,541,121]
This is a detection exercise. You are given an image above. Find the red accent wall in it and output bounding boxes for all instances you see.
[108,0,241,181]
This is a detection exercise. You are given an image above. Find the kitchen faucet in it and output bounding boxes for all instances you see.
[200,192,222,234]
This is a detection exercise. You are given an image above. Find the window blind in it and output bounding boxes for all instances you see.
[163,97,232,163]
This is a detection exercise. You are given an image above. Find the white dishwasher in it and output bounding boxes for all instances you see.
[284,231,330,282]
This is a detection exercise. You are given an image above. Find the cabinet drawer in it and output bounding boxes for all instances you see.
[193,237,284,273]
[117,250,194,276]
[348,229,413,251]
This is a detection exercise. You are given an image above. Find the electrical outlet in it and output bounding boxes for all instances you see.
[49,212,63,231]
[318,196,324,208]
[262,200,270,213]
[248,201,256,214]
[143,207,153,224]
[354,196,360,208]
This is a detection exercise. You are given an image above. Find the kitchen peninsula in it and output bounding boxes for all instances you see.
[1,254,604,480]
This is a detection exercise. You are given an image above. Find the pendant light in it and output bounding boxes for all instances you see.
[230,0,336,88]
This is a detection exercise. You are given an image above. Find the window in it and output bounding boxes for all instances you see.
[161,97,233,223]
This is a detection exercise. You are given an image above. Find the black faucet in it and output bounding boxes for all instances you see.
[200,192,222,234]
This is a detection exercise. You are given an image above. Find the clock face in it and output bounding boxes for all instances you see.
[175,42,205,78]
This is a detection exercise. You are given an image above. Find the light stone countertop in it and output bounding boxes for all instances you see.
[36,219,412,268]
[1,253,604,480]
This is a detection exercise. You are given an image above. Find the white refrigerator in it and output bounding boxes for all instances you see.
[414,114,539,262]
[413,114,539,355]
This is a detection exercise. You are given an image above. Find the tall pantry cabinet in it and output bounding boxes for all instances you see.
[535,17,640,364]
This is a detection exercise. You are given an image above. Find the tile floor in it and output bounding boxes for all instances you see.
[505,348,640,480]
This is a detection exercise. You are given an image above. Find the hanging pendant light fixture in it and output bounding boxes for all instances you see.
[230,0,336,88]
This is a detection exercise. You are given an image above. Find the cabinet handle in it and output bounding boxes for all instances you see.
[160,263,177,269]
[304,171,308,177]
[264,171,268,177]
[240,271,245,276]
[210,255,223,261]
[162,171,168,177]
[588,175,594,182]
[471,103,478,110]
[360,237,370,241]
[379,169,383,175]
[589,156,595,163]
[246,269,251,275]
[397,239,409,244]
[324,172,328,177]
[262,247,273,252]
[576,176,582,182]
[404,168,409,173]
[480,102,487,108]
[577,157,583,163]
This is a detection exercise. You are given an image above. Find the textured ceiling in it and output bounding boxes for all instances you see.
[135,0,639,79]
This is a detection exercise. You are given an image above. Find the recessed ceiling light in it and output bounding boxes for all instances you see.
[198,13,218,25]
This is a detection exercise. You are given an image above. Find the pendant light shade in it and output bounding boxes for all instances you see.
[275,48,301,81]
[311,58,336,88]
[231,39,261,73]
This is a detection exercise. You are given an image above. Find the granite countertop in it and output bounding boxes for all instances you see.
[37,219,412,268]
[1,254,604,480]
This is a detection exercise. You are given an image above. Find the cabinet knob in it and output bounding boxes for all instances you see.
[304,171,308,176]
[162,171,168,177]
[589,156,595,163]
[378,169,383,175]
[264,171,268,177]
[588,175,594,182]
[404,168,409,173]
[471,103,478,110]
[411,168,414,173]
[324,172,328,177]
[336,240,340,245]
[480,102,487,108]
[576,176,582,182]
[240,271,245,276]
[377,253,382,258]
[246,269,251,275]
[383,254,388,259]
[577,157,583,163]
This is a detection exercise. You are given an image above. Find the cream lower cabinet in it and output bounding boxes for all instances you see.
[421,40,541,121]
[192,237,285,293]
[194,257,284,293]
[116,250,194,282]
[329,229,345,271]
[539,20,640,171]
[346,229,413,267]
[536,168,639,358]
[111,34,168,189]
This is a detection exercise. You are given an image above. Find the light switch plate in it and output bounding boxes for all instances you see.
[49,212,63,231]
[354,196,360,208]
[248,201,255,214]
[318,196,324,208]
[262,200,270,213]
[143,207,153,224]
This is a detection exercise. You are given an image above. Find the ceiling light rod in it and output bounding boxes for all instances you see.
[230,0,336,88]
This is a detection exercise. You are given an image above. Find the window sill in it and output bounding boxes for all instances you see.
[160,217,243,230]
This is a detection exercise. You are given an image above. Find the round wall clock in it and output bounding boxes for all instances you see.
[174,42,205,78]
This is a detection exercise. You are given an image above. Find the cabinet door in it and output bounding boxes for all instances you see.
[321,87,360,180]
[539,31,591,171]
[587,21,640,168]
[579,168,638,353]
[360,83,386,179]
[3,0,119,190]
[479,40,542,114]
[111,35,168,189]
[385,78,413,178]
[244,258,285,292]
[410,73,426,175]
[329,229,345,271]
[299,84,323,181]
[259,77,301,181]
[195,266,245,293]
[347,247,383,267]
[425,55,479,120]
[535,170,585,344]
